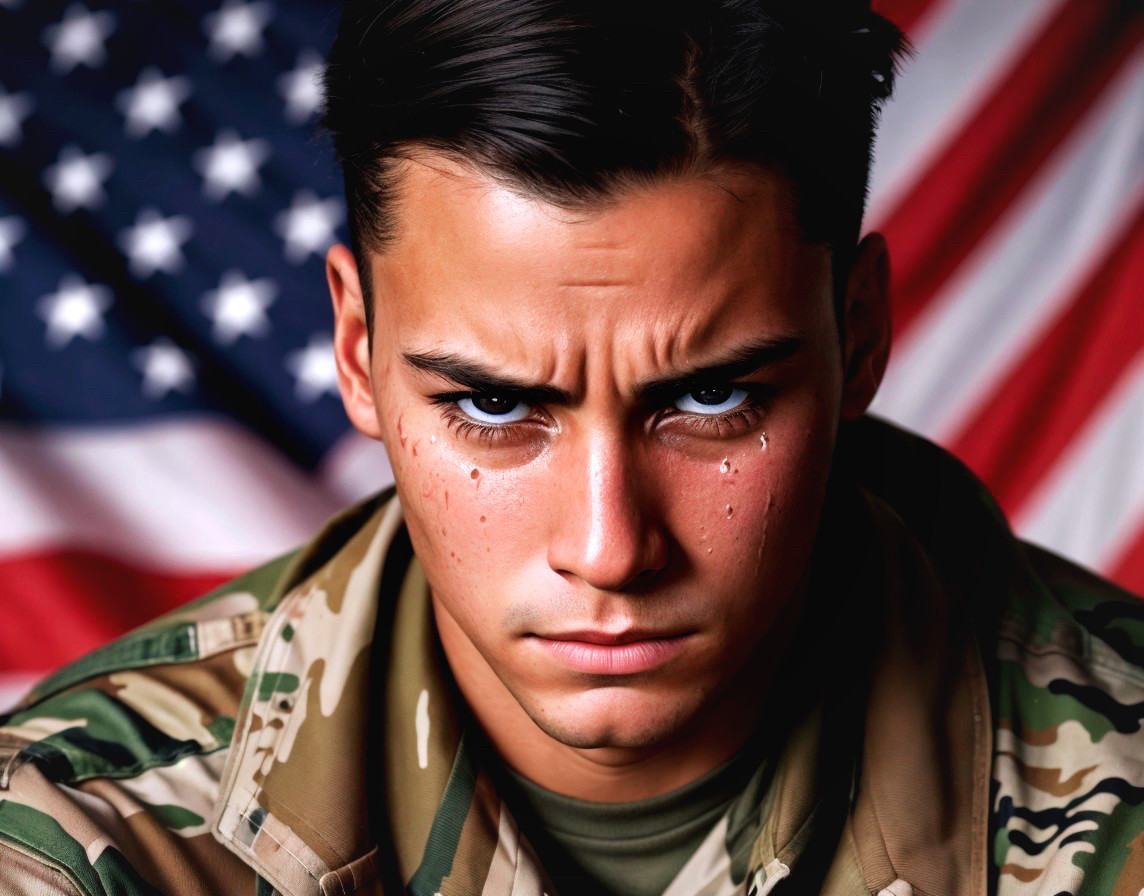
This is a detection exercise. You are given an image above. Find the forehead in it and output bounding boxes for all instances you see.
[368,156,834,374]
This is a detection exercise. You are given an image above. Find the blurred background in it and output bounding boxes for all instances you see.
[0,0,1141,710]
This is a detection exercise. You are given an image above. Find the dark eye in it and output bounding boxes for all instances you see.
[673,386,749,415]
[457,395,530,423]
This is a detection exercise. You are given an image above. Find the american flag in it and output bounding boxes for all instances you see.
[0,0,1141,710]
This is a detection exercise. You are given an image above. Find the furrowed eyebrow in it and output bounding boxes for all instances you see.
[404,337,801,406]
[402,351,575,404]
[635,337,804,404]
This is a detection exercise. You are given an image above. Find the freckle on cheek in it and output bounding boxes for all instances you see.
[470,468,480,480]
[480,515,486,523]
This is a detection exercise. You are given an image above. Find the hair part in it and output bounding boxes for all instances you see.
[322,0,906,330]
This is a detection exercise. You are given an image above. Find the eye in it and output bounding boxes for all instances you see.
[457,394,531,424]
[673,386,750,415]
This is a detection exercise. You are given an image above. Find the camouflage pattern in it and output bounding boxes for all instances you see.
[991,547,1144,894]
[0,419,1141,895]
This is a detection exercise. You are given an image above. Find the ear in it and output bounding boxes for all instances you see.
[839,233,892,420]
[327,243,384,440]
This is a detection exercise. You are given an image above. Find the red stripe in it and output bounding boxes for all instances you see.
[946,201,1144,518]
[1108,520,1144,598]
[2,549,233,673]
[871,0,946,36]
[880,1,1144,340]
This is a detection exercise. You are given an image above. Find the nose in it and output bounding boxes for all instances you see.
[547,434,670,591]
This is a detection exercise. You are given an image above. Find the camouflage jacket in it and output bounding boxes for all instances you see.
[2,420,1142,896]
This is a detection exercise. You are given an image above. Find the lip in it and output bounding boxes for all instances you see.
[529,632,690,675]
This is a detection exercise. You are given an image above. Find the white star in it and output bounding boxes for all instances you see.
[203,0,273,62]
[0,216,25,272]
[116,67,192,138]
[286,334,339,402]
[193,130,270,201]
[202,269,276,344]
[278,50,324,123]
[0,85,33,147]
[37,274,113,347]
[43,145,113,214]
[42,4,116,74]
[274,191,343,264]
[132,338,196,399]
[118,208,193,278]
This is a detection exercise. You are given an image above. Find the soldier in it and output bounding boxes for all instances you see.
[2,1,1143,894]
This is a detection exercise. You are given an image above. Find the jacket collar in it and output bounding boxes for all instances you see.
[211,497,404,896]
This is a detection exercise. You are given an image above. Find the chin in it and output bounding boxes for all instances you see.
[518,686,699,751]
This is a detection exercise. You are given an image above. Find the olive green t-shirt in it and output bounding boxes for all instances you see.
[499,745,761,896]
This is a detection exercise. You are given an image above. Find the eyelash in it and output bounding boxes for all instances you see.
[431,386,771,445]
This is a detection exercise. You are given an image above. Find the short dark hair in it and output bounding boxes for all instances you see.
[322,0,905,323]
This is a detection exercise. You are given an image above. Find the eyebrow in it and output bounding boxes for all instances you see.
[402,352,576,404]
[402,336,803,405]
[634,337,804,403]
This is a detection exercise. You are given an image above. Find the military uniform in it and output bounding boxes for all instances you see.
[2,419,1142,895]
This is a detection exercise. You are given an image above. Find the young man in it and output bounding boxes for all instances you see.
[1,2,1142,895]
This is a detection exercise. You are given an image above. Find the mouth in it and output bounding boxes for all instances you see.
[527,631,692,675]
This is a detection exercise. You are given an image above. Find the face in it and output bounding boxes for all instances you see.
[329,157,888,765]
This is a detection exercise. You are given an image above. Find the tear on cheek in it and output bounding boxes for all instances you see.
[752,493,774,577]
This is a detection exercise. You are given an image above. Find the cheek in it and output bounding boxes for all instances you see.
[392,429,541,617]
[678,418,834,576]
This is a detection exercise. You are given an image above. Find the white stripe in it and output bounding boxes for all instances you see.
[866,0,1066,228]
[0,672,42,714]
[317,427,394,505]
[1014,353,1144,572]
[0,418,391,569]
[872,49,1144,442]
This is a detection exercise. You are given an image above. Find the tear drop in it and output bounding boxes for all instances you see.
[759,432,768,451]
[725,504,734,518]
[720,457,731,474]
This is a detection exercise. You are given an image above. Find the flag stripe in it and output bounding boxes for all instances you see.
[2,548,230,671]
[947,200,1144,517]
[0,674,42,715]
[872,48,1144,442]
[1109,520,1144,597]
[865,0,1068,228]
[872,0,947,36]
[1014,353,1144,573]
[0,419,355,567]
[879,0,1144,339]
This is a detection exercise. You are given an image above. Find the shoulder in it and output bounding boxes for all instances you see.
[0,553,295,896]
[838,417,1144,892]
[992,542,1144,894]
